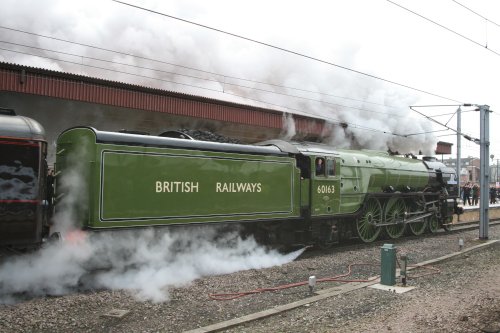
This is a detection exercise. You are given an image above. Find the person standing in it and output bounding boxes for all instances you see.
[472,184,479,206]
[463,182,472,206]
[491,186,498,205]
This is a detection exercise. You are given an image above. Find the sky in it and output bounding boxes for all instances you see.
[1,0,499,163]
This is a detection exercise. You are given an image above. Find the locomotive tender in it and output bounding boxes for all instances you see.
[52,126,461,247]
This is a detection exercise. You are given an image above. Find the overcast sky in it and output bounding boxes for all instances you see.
[1,0,499,162]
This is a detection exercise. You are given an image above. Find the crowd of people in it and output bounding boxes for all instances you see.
[460,182,498,206]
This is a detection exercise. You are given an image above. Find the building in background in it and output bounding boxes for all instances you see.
[443,157,481,184]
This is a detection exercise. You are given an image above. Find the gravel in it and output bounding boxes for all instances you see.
[0,224,499,333]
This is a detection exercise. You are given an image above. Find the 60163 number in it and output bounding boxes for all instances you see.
[317,185,335,194]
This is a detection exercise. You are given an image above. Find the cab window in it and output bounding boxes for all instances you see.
[315,157,325,176]
[327,158,336,176]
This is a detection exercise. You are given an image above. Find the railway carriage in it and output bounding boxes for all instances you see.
[0,109,50,247]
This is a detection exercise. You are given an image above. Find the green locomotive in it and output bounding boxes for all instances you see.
[54,127,460,246]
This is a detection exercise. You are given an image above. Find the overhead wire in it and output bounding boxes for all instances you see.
[0,26,222,78]
[223,81,406,118]
[0,46,407,138]
[0,47,223,94]
[2,2,485,139]
[112,0,495,142]
[386,0,500,56]
[111,0,462,104]
[0,40,221,84]
[0,25,397,110]
[0,29,409,119]
[222,91,406,136]
[451,0,500,29]
[409,105,482,139]
[0,40,408,119]
[404,129,450,137]
[226,76,396,109]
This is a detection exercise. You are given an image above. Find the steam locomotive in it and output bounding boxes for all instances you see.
[1,111,461,249]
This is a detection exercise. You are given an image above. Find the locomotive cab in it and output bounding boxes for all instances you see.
[309,155,341,216]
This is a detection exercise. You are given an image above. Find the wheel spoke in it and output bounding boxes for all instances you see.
[385,198,406,239]
[428,215,439,233]
[409,219,427,236]
[409,197,427,236]
[356,198,382,243]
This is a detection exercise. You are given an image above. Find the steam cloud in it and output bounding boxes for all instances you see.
[0,0,440,303]
[0,147,304,304]
[0,227,304,304]
[0,0,438,155]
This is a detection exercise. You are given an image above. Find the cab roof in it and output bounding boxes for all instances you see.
[0,111,46,141]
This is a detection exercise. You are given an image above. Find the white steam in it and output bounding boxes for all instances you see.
[0,227,304,304]
[280,113,296,140]
[0,0,439,153]
[50,134,91,235]
[0,140,304,304]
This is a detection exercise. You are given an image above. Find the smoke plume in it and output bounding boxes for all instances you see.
[0,0,439,154]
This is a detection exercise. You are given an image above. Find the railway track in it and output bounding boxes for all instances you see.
[297,207,500,259]
[1,211,499,332]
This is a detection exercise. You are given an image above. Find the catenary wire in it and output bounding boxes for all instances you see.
[451,0,500,28]
[386,0,500,56]
[0,41,406,119]
[0,7,473,138]
[112,0,495,147]
[0,8,494,154]
[0,47,223,93]
[111,0,462,104]
[0,47,408,138]
[410,105,481,139]
[0,21,468,135]
[0,26,221,78]
[0,26,398,110]
[0,40,222,84]
[222,91,406,136]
